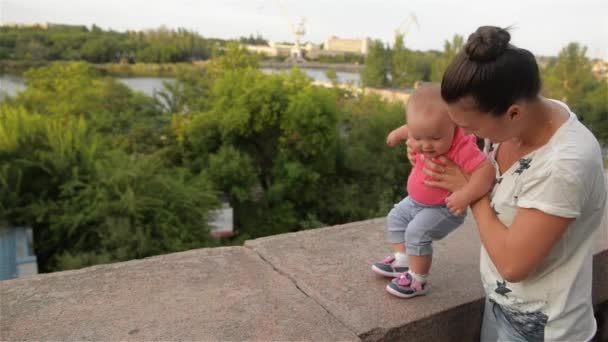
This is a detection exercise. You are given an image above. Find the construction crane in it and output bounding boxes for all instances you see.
[274,0,306,61]
[395,12,420,41]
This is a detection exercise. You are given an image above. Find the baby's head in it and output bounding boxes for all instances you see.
[406,84,455,158]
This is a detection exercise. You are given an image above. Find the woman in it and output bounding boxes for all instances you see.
[419,26,607,341]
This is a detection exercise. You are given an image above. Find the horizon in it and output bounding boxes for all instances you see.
[1,0,607,59]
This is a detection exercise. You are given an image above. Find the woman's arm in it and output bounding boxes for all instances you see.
[424,156,573,283]
[471,197,572,282]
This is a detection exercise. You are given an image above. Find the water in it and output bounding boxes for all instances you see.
[0,75,176,99]
[261,68,360,85]
[0,75,26,99]
[0,68,360,99]
[117,77,175,97]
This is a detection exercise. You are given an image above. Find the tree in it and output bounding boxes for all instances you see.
[13,62,166,153]
[181,64,345,237]
[239,34,268,46]
[206,42,259,76]
[156,67,213,115]
[0,104,219,272]
[431,35,464,82]
[391,34,410,88]
[543,43,608,144]
[325,94,411,222]
[362,40,389,88]
[0,25,217,64]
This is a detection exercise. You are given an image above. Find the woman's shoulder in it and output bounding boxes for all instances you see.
[542,108,603,167]
[519,111,604,199]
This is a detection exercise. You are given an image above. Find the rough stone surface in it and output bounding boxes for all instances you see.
[0,247,358,341]
[247,199,608,341]
[246,216,486,341]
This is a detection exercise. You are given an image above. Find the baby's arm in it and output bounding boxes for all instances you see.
[446,160,495,216]
[386,124,409,147]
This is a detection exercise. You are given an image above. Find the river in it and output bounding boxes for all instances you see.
[0,68,360,99]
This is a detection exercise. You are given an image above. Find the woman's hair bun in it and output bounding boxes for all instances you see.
[464,26,511,62]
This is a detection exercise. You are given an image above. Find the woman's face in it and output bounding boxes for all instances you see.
[446,97,514,143]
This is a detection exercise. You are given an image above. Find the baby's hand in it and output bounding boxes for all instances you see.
[386,130,403,147]
[446,191,470,216]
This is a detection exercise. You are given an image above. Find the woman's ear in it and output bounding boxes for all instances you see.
[506,104,521,121]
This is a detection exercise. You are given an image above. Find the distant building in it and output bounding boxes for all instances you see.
[244,42,321,60]
[245,36,371,61]
[323,36,371,56]
[0,226,38,281]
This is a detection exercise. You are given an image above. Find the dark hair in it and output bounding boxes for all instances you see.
[441,26,541,115]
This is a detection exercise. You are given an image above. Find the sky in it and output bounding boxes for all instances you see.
[1,0,607,58]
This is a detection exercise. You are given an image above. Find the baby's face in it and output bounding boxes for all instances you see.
[407,113,455,159]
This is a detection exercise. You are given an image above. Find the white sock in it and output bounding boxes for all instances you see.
[394,252,409,267]
[409,271,428,283]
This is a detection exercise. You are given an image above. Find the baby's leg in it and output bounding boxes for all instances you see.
[405,206,465,275]
[372,197,420,277]
[386,196,419,256]
[386,207,464,298]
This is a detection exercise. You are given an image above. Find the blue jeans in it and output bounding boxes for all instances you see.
[481,298,528,342]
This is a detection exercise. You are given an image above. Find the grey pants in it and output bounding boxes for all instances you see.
[387,196,465,256]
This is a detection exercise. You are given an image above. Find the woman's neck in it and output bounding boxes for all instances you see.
[511,98,568,151]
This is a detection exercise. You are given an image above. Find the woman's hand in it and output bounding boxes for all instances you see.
[405,139,416,165]
[422,156,470,193]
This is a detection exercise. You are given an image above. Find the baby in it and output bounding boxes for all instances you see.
[372,84,495,298]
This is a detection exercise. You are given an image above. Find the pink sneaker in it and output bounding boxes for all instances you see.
[386,272,428,298]
[371,256,409,277]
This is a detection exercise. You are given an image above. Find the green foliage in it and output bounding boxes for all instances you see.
[391,34,409,88]
[0,105,97,224]
[12,62,167,154]
[362,40,389,87]
[1,62,218,272]
[156,67,213,114]
[388,34,437,88]
[0,25,220,64]
[38,151,219,271]
[183,64,345,238]
[207,42,260,76]
[239,34,268,46]
[430,35,464,82]
[180,58,410,239]
[543,43,608,144]
[326,94,411,221]
[207,146,258,202]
